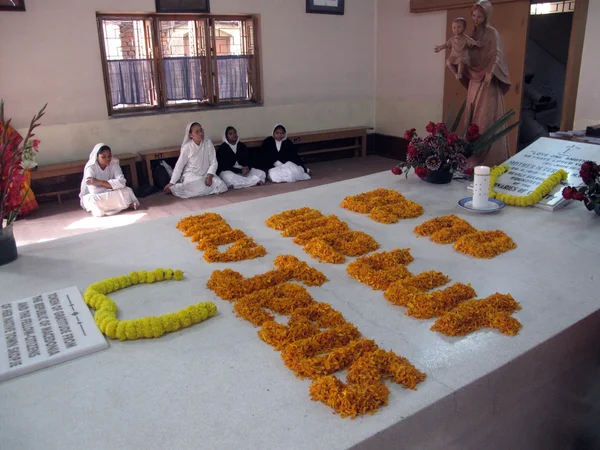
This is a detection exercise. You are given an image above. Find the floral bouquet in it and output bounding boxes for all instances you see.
[0,100,46,228]
[562,161,600,213]
[392,101,520,179]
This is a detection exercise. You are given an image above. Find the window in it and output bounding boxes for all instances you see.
[530,1,576,15]
[97,14,262,116]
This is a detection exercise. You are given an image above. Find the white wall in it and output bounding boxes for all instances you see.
[0,0,375,164]
[375,0,446,137]
[375,0,599,137]
[574,0,600,130]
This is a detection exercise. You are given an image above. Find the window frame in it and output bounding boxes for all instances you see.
[96,12,263,117]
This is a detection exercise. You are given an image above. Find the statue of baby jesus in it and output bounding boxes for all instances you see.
[435,17,481,80]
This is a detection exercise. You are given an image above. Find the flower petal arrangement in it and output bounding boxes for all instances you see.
[207,255,426,419]
[414,215,516,259]
[177,213,266,263]
[340,188,424,224]
[83,268,217,341]
[266,208,379,264]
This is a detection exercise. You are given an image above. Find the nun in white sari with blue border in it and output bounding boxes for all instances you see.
[79,143,140,217]
[164,122,228,198]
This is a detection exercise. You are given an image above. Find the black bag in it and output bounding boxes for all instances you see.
[134,184,159,198]
[152,163,171,190]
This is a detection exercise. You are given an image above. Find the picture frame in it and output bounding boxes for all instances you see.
[0,0,25,12]
[306,0,344,15]
[155,0,210,13]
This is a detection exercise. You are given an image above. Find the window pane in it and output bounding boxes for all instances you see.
[101,19,157,109]
[214,20,251,101]
[159,20,208,106]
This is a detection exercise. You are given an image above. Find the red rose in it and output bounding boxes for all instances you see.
[467,124,479,135]
[463,167,474,176]
[404,128,416,141]
[579,161,598,184]
[425,122,436,134]
[447,133,459,145]
[562,186,576,200]
[573,191,586,201]
[436,123,447,133]
[414,166,429,179]
[391,167,401,175]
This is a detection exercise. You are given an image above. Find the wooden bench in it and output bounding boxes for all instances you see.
[30,153,139,202]
[139,127,368,186]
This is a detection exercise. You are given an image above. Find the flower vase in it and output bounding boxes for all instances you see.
[0,223,18,266]
[423,169,453,185]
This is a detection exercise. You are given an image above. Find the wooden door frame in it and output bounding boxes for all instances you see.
[561,0,588,131]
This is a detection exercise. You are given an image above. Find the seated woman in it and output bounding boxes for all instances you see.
[79,144,140,217]
[256,124,311,183]
[217,126,266,189]
[164,122,228,198]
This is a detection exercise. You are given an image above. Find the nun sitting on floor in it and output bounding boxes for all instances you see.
[79,143,139,217]
[255,124,311,183]
[216,126,266,189]
[163,122,228,198]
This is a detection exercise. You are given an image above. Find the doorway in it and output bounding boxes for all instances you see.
[519,1,575,151]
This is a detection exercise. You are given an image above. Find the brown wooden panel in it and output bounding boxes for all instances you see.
[442,1,529,156]
[410,0,520,13]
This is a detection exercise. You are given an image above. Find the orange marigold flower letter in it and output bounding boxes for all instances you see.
[340,188,424,224]
[177,213,266,263]
[266,208,379,264]
[207,255,426,418]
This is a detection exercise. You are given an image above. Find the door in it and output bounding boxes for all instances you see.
[442,1,530,156]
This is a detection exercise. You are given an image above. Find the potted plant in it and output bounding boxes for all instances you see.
[0,100,46,265]
[392,101,520,184]
[562,161,600,215]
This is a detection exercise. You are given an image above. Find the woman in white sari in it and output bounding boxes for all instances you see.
[256,124,311,183]
[79,144,140,217]
[164,122,228,198]
[217,126,266,189]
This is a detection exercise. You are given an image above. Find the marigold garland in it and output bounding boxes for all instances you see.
[83,268,217,341]
[453,230,517,259]
[266,208,380,264]
[207,256,426,419]
[340,188,424,224]
[177,213,266,263]
[488,165,569,207]
[431,293,522,336]
[346,249,415,290]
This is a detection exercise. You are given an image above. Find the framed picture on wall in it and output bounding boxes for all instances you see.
[0,0,25,11]
[155,0,210,13]
[306,0,344,15]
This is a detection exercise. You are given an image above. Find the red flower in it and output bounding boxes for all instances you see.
[573,191,586,201]
[414,166,429,179]
[425,122,436,134]
[435,123,447,134]
[447,132,459,145]
[463,167,474,176]
[407,143,419,157]
[467,124,480,135]
[562,186,577,200]
[579,161,598,184]
[404,128,416,141]
[391,167,401,175]
[33,139,41,152]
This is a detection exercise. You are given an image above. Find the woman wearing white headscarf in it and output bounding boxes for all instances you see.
[217,126,266,189]
[256,124,311,183]
[163,122,228,198]
[79,144,140,217]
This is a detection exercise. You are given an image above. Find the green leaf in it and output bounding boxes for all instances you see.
[472,121,522,154]
[450,100,466,133]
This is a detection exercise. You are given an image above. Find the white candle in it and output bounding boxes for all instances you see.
[472,166,491,209]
